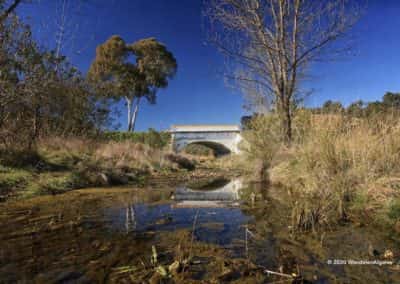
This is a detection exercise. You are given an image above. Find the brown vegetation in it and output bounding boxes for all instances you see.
[269,113,400,231]
[0,136,198,201]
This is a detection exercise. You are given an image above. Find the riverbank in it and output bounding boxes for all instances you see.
[0,137,245,202]
[267,114,400,235]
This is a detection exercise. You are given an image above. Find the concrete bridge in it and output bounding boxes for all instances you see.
[170,124,242,155]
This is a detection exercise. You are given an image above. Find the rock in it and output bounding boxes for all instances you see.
[368,243,380,257]
[125,173,137,181]
[108,172,129,185]
[99,173,109,185]
[165,154,195,171]
[384,249,394,259]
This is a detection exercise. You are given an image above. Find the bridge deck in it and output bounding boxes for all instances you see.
[170,124,240,133]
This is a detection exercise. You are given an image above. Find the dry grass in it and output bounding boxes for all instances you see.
[38,137,178,173]
[270,113,400,230]
[0,136,197,200]
[94,141,169,171]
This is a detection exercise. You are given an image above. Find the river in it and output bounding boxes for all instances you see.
[0,177,399,283]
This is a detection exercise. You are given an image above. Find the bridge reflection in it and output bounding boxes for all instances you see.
[171,179,242,208]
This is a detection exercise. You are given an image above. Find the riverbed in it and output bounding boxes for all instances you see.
[0,178,399,283]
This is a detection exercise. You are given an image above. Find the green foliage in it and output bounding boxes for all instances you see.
[0,169,32,191]
[240,114,282,181]
[88,36,177,131]
[184,144,214,156]
[382,92,400,108]
[346,100,364,117]
[388,199,400,220]
[0,149,43,169]
[37,173,77,194]
[103,129,170,149]
[241,113,281,164]
[364,101,385,116]
[314,93,400,118]
[0,14,111,150]
[322,100,344,114]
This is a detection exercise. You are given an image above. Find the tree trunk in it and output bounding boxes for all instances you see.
[283,103,292,145]
[278,93,292,145]
[126,97,133,131]
[30,105,40,150]
[129,97,141,132]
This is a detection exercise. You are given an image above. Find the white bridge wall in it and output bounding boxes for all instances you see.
[172,132,242,154]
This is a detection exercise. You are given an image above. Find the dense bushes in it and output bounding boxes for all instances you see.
[183,144,214,156]
[0,15,111,151]
[240,114,282,181]
[103,129,170,149]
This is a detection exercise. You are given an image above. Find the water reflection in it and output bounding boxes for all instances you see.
[172,178,242,207]
[124,204,137,233]
[107,178,251,247]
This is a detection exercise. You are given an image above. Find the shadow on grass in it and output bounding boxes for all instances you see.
[0,149,71,172]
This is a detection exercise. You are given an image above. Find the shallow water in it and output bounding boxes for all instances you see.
[106,204,251,246]
[0,178,399,283]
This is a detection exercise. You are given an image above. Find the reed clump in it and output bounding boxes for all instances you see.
[271,113,400,231]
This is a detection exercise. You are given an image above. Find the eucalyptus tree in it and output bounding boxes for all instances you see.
[204,0,361,144]
[88,36,177,132]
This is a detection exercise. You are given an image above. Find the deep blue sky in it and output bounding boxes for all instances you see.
[17,0,400,131]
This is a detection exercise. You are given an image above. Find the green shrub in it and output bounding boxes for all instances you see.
[240,114,282,181]
[388,199,400,220]
[103,129,170,149]
[184,144,214,156]
[0,149,43,169]
[0,169,32,190]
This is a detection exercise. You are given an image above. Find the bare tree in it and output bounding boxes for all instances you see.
[0,0,22,23]
[204,0,361,144]
[53,0,93,59]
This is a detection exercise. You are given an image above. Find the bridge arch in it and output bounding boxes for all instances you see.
[180,141,232,156]
[170,124,242,155]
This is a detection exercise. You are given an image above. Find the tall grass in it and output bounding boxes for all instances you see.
[38,137,179,173]
[271,113,400,231]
